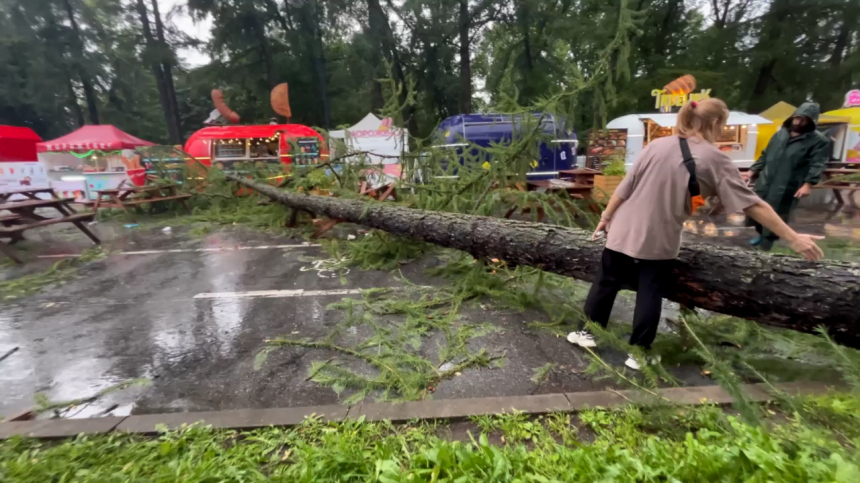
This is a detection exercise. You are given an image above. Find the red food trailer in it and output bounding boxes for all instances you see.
[183,124,328,170]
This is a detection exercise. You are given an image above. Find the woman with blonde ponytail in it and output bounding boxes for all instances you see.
[567,97,824,371]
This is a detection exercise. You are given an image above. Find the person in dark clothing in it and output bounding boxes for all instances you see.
[745,102,830,250]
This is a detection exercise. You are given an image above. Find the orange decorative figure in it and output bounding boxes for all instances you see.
[211,89,241,124]
[271,83,292,120]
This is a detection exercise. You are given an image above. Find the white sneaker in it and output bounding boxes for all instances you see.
[567,331,597,348]
[624,354,661,371]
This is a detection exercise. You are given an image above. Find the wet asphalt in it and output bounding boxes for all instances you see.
[1,204,857,419]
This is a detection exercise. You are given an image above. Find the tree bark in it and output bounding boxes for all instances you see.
[41,7,85,127]
[366,0,417,134]
[226,174,860,347]
[749,0,789,109]
[136,0,174,143]
[61,0,99,124]
[250,11,277,89]
[297,0,331,128]
[150,0,182,144]
[458,0,473,113]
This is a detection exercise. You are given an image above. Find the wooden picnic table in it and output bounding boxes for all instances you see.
[557,168,600,186]
[821,168,860,176]
[296,181,399,239]
[526,179,595,198]
[814,168,860,206]
[0,197,98,264]
[0,186,59,202]
[825,162,860,169]
[89,183,191,214]
[503,179,599,221]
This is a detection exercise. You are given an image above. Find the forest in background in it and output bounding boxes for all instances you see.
[1,0,858,145]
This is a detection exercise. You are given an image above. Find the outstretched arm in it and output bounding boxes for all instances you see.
[743,201,824,260]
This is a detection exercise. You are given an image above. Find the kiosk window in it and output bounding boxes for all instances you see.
[250,138,279,159]
[214,140,247,159]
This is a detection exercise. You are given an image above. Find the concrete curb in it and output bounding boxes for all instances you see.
[0,382,835,440]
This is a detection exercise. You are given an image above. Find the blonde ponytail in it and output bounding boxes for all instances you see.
[676,98,729,143]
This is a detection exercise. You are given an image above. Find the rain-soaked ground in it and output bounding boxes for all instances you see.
[1,205,858,419]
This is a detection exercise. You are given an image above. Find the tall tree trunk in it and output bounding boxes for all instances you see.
[250,11,277,89]
[61,0,99,124]
[226,174,860,347]
[365,0,386,110]
[828,0,859,69]
[517,0,533,72]
[313,27,331,128]
[135,0,173,142]
[749,0,789,108]
[655,0,682,57]
[150,0,182,144]
[298,0,331,128]
[41,7,84,127]
[366,0,417,133]
[458,0,473,113]
[65,75,86,127]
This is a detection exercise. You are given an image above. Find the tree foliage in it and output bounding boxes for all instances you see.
[1,0,858,143]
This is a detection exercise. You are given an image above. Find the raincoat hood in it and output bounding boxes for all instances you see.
[782,102,820,128]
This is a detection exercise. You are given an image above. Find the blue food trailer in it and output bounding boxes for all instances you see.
[432,113,577,179]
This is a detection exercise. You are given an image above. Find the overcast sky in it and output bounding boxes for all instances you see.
[158,0,727,70]
[160,0,212,68]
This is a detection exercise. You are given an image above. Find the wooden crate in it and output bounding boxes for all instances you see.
[592,175,623,202]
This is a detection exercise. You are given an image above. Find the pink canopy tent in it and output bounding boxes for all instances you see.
[37,125,155,153]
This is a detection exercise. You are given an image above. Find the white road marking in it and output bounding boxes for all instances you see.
[35,244,322,258]
[118,244,319,255]
[194,288,364,299]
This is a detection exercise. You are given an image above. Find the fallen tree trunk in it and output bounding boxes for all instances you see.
[226,174,860,346]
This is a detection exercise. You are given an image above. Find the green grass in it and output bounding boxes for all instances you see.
[1,395,858,482]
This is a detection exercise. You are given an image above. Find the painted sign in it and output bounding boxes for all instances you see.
[348,117,403,138]
[845,89,860,108]
[0,161,49,192]
[652,89,712,110]
[846,126,860,164]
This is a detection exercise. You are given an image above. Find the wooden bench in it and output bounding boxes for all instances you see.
[558,168,600,186]
[0,187,58,202]
[0,197,99,264]
[813,168,860,206]
[93,194,192,207]
[0,213,22,225]
[0,198,77,219]
[0,212,95,237]
[90,183,191,214]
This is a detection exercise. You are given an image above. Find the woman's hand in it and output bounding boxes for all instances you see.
[787,233,825,261]
[592,218,610,241]
[744,202,824,261]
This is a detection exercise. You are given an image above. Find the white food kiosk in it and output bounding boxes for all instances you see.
[329,113,408,186]
[607,111,771,170]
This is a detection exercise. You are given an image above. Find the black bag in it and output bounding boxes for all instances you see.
[679,137,700,198]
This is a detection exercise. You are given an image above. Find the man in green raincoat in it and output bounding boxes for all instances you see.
[745,102,830,250]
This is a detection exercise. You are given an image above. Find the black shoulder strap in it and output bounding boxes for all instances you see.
[679,137,700,197]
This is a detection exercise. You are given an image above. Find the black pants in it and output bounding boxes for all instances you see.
[583,248,672,349]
